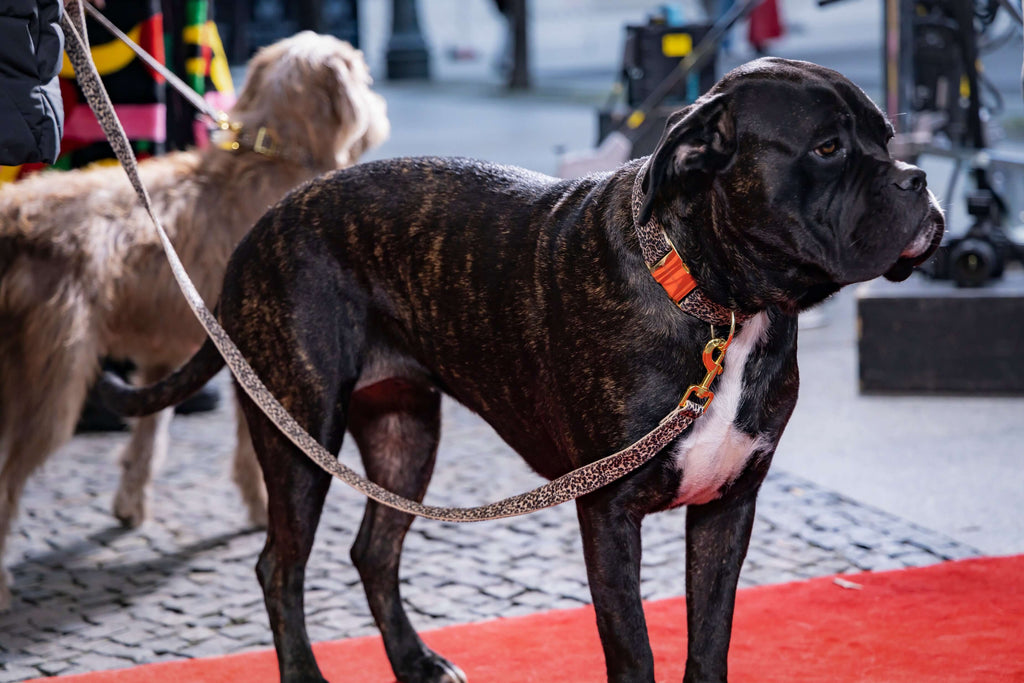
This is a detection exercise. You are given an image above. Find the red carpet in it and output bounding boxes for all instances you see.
[37,555,1024,682]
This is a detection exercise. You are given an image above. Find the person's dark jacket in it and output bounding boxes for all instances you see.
[0,0,64,165]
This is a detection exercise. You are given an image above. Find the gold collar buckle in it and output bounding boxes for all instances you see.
[251,126,276,156]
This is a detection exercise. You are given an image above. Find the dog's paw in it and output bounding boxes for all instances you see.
[0,567,12,611]
[398,654,467,683]
[112,485,148,529]
[433,660,467,683]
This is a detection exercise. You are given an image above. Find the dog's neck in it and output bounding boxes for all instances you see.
[211,121,326,171]
[630,164,753,326]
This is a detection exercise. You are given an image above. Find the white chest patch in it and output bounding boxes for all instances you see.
[669,312,770,506]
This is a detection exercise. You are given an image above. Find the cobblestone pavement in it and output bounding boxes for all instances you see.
[0,373,980,681]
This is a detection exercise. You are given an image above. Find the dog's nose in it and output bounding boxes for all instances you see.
[894,162,926,193]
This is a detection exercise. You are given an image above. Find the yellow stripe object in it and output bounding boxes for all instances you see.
[60,24,144,78]
[183,21,234,94]
[0,166,22,185]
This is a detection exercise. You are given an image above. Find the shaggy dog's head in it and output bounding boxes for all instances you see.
[228,32,389,170]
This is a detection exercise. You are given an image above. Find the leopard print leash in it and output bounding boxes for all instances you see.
[62,4,707,522]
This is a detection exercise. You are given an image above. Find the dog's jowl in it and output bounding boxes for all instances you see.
[98,58,942,682]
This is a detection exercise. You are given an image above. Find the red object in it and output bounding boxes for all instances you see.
[748,0,784,51]
[32,555,1024,683]
[136,14,167,84]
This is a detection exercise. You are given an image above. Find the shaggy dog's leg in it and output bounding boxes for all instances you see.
[112,365,174,528]
[0,468,32,611]
[0,473,27,611]
[232,395,268,528]
[0,320,95,609]
[348,380,466,683]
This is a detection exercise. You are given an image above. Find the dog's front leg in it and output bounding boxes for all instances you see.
[113,365,174,528]
[682,492,758,683]
[576,491,654,682]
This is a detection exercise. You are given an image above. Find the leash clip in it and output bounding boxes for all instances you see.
[680,312,736,410]
[211,113,242,151]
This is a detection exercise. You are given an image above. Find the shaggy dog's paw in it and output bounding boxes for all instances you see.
[112,485,148,529]
[0,567,12,611]
[246,502,268,530]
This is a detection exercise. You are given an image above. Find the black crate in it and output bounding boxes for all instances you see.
[622,23,717,107]
[857,271,1024,394]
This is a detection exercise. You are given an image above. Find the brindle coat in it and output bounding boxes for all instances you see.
[98,58,943,682]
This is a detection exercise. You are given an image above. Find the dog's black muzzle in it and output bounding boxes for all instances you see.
[874,160,943,282]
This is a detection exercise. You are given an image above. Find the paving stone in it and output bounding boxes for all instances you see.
[512,589,560,608]
[218,622,269,641]
[0,664,43,681]
[67,653,135,674]
[897,552,945,568]
[33,659,76,677]
[176,638,237,660]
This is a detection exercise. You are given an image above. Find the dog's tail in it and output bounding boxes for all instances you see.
[97,337,226,416]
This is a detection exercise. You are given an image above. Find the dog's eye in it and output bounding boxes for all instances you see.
[813,140,840,158]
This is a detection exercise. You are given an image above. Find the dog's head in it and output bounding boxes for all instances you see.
[639,57,944,312]
[229,32,390,169]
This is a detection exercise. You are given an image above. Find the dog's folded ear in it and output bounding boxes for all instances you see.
[638,94,735,226]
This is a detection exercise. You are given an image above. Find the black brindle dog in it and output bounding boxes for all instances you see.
[102,58,943,682]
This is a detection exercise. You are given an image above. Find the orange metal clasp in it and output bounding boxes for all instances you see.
[680,312,736,410]
[649,237,698,304]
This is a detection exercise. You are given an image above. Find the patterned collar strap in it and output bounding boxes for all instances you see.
[630,162,751,327]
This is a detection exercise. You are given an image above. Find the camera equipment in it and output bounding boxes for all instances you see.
[922,185,1015,286]
[879,0,1024,287]
[850,0,1024,393]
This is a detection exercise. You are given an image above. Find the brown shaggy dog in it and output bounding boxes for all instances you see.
[0,32,389,608]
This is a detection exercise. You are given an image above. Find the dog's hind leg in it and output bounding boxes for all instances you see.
[239,357,353,683]
[112,365,174,528]
[347,379,466,683]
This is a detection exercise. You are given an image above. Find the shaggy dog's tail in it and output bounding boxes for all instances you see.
[97,337,226,416]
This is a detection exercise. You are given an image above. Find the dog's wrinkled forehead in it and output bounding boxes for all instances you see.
[714,57,893,147]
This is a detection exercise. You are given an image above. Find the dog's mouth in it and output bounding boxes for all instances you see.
[883,211,945,282]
